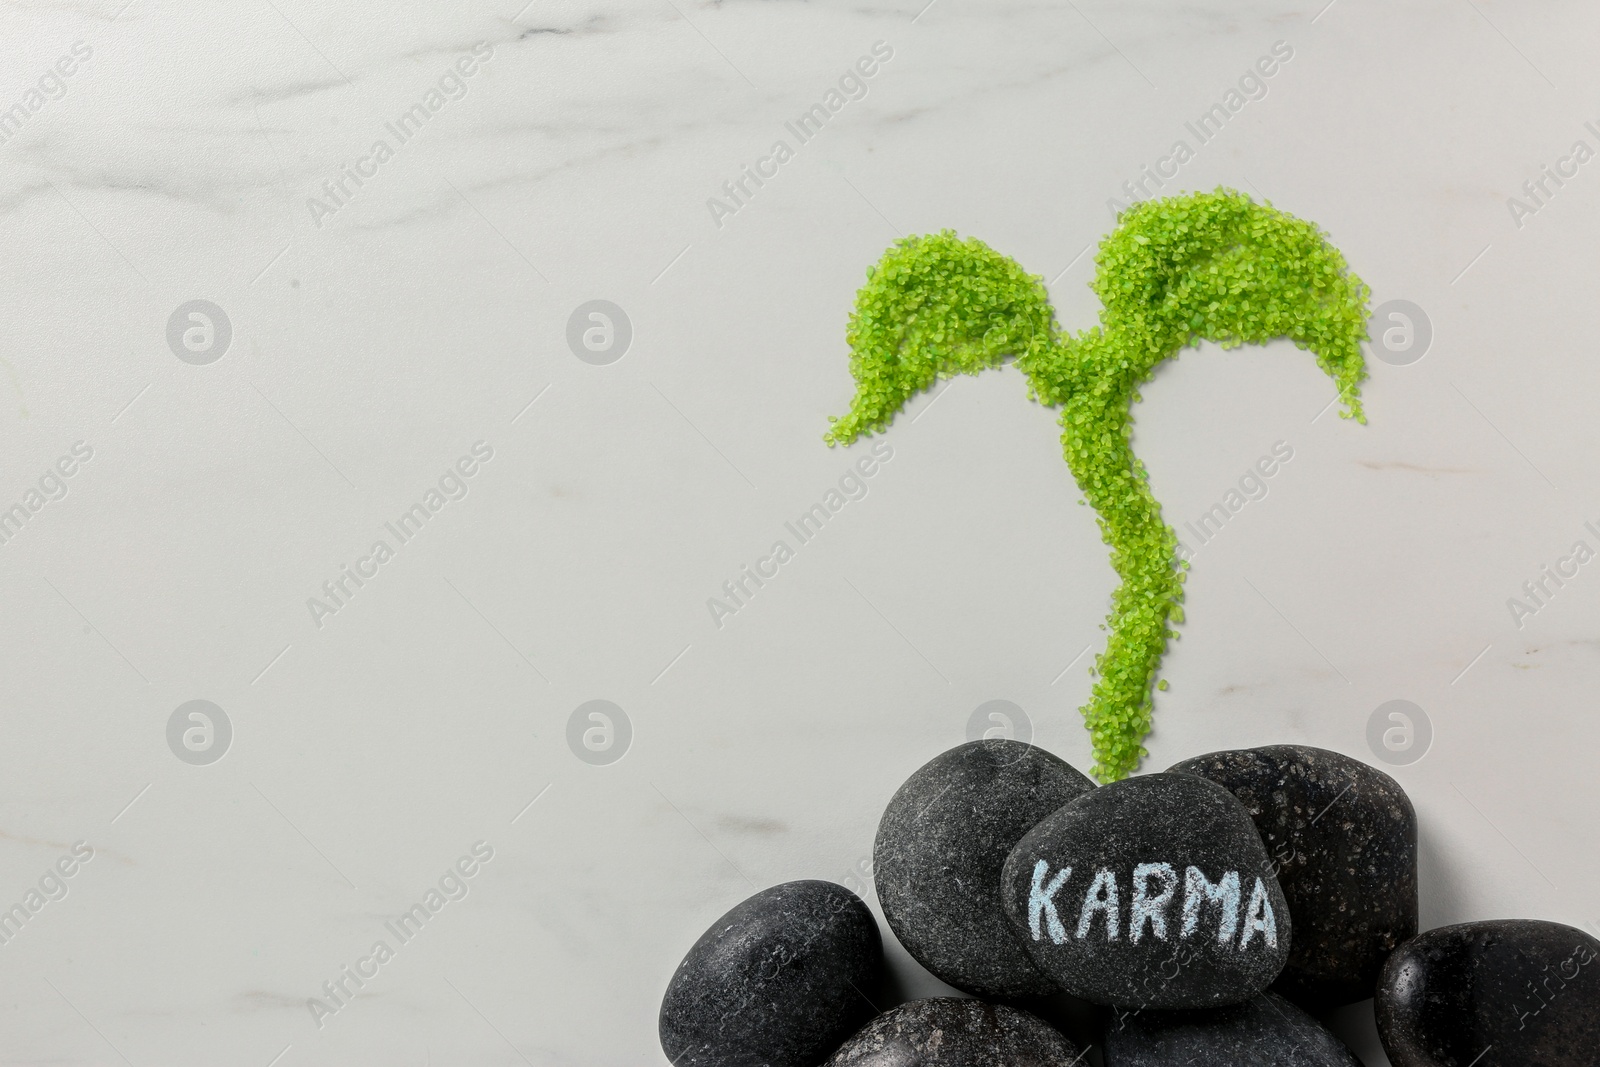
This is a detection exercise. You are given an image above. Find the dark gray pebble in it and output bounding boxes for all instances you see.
[1169,744,1419,1006]
[824,997,1082,1067]
[1377,919,1600,1067]
[874,740,1096,997]
[660,880,883,1067]
[1001,772,1291,1008]
[1102,990,1362,1065]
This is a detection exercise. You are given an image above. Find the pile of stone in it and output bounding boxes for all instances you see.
[658,742,1597,1066]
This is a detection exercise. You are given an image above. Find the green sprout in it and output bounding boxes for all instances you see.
[826,188,1370,782]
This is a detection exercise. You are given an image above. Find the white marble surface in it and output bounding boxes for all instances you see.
[1,0,1598,1063]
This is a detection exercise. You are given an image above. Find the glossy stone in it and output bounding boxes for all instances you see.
[1377,919,1600,1067]
[824,997,1082,1067]
[874,739,1096,997]
[1169,744,1418,1006]
[1001,772,1291,1008]
[660,880,883,1067]
[1101,991,1362,1065]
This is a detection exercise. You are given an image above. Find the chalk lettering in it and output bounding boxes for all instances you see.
[1238,876,1279,949]
[1028,860,1072,944]
[1128,862,1178,944]
[1181,866,1241,944]
[1020,860,1280,949]
[1076,868,1121,941]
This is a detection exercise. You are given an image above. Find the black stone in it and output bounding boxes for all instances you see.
[874,740,1097,997]
[1377,919,1600,1067]
[660,880,883,1067]
[1101,991,1362,1065]
[824,997,1082,1067]
[1168,744,1419,1006]
[1001,772,1291,1008]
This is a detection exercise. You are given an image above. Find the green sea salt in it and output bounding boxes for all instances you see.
[826,188,1370,782]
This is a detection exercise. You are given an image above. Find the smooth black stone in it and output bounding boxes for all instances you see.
[1377,919,1600,1067]
[1001,772,1291,1009]
[660,880,883,1067]
[824,997,1082,1067]
[1169,744,1419,1006]
[874,740,1097,997]
[1102,991,1362,1065]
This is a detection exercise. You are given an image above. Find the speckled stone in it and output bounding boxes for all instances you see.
[1377,919,1600,1067]
[873,740,1096,997]
[824,998,1082,1067]
[1001,772,1291,1009]
[1101,991,1362,1065]
[660,881,883,1067]
[1168,745,1418,1006]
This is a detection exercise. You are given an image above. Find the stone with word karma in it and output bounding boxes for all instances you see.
[873,739,1097,998]
[659,880,882,1067]
[1000,772,1291,1008]
[824,998,1081,1067]
[1377,919,1600,1067]
[1101,991,1362,1066]
[1168,745,1418,1006]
